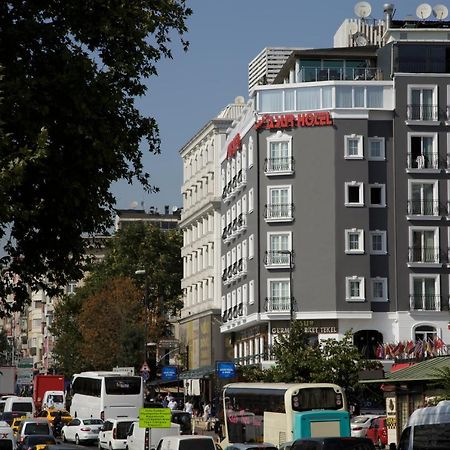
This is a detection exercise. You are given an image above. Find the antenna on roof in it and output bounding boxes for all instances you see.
[354,1,372,19]
[416,3,433,19]
[432,4,449,19]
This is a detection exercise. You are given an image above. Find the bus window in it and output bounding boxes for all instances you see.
[292,388,343,412]
[105,377,141,395]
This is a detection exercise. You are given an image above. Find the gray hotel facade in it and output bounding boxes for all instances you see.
[219,17,450,366]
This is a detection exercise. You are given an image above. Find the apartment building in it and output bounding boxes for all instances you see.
[220,6,450,369]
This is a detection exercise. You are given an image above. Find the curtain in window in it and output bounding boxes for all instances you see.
[297,87,321,110]
[336,86,352,108]
[259,91,283,112]
[322,87,333,108]
[367,87,383,108]
[354,87,365,107]
[285,90,295,111]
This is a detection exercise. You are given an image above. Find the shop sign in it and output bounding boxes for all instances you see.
[255,111,333,130]
[227,133,241,159]
[271,319,338,335]
[139,408,171,428]
[216,361,236,379]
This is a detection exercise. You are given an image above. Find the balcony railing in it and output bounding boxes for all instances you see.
[264,157,294,174]
[410,294,441,311]
[265,297,292,312]
[264,250,292,267]
[297,67,380,83]
[407,200,441,216]
[408,246,441,264]
[407,104,439,121]
[407,152,439,170]
[264,203,294,220]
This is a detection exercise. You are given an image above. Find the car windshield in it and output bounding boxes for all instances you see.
[11,403,32,413]
[25,423,50,435]
[84,419,103,425]
[179,439,215,450]
[351,416,372,424]
[50,411,70,417]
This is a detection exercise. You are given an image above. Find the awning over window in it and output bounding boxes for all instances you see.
[179,365,215,380]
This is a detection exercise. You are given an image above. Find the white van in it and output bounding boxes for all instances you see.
[99,418,138,450]
[3,397,35,418]
[42,391,65,409]
[0,420,15,450]
[397,400,450,450]
[126,422,180,450]
[155,436,216,450]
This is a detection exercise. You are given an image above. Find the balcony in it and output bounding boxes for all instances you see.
[407,200,441,218]
[409,294,441,311]
[264,250,293,268]
[264,157,294,175]
[265,297,292,312]
[408,246,441,265]
[407,104,439,122]
[297,67,380,83]
[264,203,294,222]
[407,152,440,171]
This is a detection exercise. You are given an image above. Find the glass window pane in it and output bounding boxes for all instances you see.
[354,87,365,107]
[336,86,353,108]
[367,87,383,108]
[259,91,283,112]
[297,87,321,110]
[322,87,332,108]
[285,90,295,111]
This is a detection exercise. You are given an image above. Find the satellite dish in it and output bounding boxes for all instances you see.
[416,3,432,19]
[433,4,449,19]
[354,1,372,18]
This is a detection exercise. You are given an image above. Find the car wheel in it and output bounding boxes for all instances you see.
[62,432,67,443]
[75,434,80,445]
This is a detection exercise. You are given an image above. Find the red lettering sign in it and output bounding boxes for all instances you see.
[227,133,241,159]
[255,111,333,130]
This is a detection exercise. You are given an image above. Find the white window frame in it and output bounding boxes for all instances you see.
[407,179,439,217]
[371,277,388,302]
[368,137,386,160]
[407,84,438,121]
[248,137,254,168]
[369,230,387,255]
[266,131,293,174]
[249,280,255,305]
[249,234,255,259]
[345,229,365,254]
[344,134,363,159]
[248,188,254,213]
[243,284,248,304]
[407,132,438,170]
[409,274,440,311]
[408,226,439,264]
[345,181,364,207]
[267,277,291,311]
[369,183,386,208]
[345,276,366,302]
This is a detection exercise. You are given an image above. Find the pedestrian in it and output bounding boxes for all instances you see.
[203,402,211,422]
[184,398,193,414]
[168,397,178,410]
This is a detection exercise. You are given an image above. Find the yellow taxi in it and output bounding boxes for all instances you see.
[11,416,26,436]
[36,408,72,425]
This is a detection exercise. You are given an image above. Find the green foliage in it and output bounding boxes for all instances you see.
[429,366,450,402]
[0,1,192,310]
[51,223,183,376]
[240,322,382,405]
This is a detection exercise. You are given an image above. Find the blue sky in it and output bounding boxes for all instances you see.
[111,0,415,212]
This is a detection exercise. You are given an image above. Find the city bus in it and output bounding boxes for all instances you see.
[70,372,144,420]
[222,383,350,448]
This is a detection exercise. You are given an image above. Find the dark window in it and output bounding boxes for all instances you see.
[116,422,134,439]
[353,330,383,359]
[291,442,321,450]
[72,377,101,397]
[179,439,215,450]
[84,419,103,425]
[398,426,410,450]
[105,377,141,395]
[24,423,51,435]
[292,388,342,412]
[11,402,32,413]
[411,423,450,450]
[25,436,56,446]
[0,441,13,450]
[370,187,382,205]
[348,186,360,203]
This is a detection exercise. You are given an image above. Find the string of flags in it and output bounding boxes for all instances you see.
[375,336,447,360]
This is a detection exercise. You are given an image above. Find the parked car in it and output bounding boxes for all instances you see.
[156,435,216,450]
[365,416,387,448]
[350,415,380,438]
[61,418,104,445]
[17,434,56,450]
[224,444,278,450]
[291,437,376,450]
[3,398,35,418]
[98,418,138,450]
[17,418,53,445]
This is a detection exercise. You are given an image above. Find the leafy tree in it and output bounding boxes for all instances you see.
[0,1,192,309]
[0,330,11,364]
[78,277,145,370]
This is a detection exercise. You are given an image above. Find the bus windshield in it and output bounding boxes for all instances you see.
[292,387,342,411]
[105,377,141,395]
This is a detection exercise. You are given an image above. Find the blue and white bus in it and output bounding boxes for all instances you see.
[222,383,350,447]
[70,371,144,420]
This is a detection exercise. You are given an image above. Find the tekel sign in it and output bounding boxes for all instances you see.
[255,112,333,130]
[216,361,236,379]
[139,408,172,428]
[161,365,178,381]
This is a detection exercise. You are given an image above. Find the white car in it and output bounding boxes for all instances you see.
[350,415,380,438]
[61,418,104,445]
[99,418,138,450]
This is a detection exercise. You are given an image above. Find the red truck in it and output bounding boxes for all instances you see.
[33,375,65,411]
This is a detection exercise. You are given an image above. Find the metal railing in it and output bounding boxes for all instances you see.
[264,203,294,220]
[409,294,441,311]
[265,297,292,312]
[408,246,441,264]
[407,200,441,216]
[407,152,439,170]
[264,157,294,173]
[298,67,380,83]
[264,250,292,266]
[407,104,439,121]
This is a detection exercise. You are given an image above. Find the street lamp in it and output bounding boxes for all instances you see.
[278,250,295,325]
